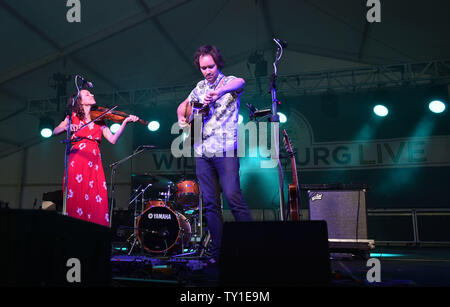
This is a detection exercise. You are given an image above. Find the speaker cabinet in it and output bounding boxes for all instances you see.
[304,184,368,241]
[0,209,111,286]
[367,210,416,243]
[219,221,331,287]
[416,211,450,243]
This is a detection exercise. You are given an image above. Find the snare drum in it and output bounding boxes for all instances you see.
[175,180,200,210]
[137,206,191,253]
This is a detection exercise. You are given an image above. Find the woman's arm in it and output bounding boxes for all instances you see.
[102,115,138,144]
[53,117,81,135]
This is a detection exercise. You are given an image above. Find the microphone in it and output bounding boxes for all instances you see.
[76,75,94,89]
[274,38,288,49]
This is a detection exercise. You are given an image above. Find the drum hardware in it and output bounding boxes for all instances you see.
[124,175,217,258]
[127,183,153,255]
[171,190,211,259]
[199,230,211,258]
[185,194,203,246]
[158,180,174,208]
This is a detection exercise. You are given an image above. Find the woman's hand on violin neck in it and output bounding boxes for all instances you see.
[123,115,139,124]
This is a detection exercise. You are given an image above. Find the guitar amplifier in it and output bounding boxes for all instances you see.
[303,184,369,241]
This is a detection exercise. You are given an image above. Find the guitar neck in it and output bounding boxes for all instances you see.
[290,156,299,188]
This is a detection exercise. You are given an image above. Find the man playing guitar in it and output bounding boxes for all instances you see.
[176,45,253,266]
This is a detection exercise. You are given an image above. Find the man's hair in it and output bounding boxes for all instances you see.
[193,45,225,71]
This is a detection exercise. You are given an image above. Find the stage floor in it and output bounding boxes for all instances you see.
[109,245,450,287]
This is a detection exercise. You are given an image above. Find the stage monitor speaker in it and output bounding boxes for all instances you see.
[0,209,111,286]
[305,184,368,241]
[219,221,331,287]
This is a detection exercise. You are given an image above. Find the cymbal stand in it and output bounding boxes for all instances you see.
[160,181,173,207]
[127,183,152,255]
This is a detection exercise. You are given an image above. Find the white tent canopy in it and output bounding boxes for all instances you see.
[1,0,449,155]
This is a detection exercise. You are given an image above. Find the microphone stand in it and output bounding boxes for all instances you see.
[61,76,82,217]
[248,39,287,221]
[270,39,287,222]
[108,145,154,227]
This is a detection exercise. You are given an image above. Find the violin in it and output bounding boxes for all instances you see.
[90,106,148,126]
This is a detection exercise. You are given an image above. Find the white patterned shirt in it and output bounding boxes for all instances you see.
[188,73,242,156]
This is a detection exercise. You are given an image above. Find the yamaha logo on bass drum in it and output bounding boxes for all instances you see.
[147,213,172,220]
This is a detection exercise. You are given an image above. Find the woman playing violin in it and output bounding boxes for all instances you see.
[53,89,139,227]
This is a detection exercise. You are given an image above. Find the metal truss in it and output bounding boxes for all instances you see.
[28,59,450,115]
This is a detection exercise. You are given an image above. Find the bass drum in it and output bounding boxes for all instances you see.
[144,199,174,211]
[137,205,191,254]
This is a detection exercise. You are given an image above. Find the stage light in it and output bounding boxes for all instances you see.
[277,112,287,123]
[373,105,388,117]
[40,128,52,138]
[148,121,160,132]
[238,114,244,124]
[428,100,446,114]
[370,253,404,258]
[39,117,54,138]
[110,123,120,134]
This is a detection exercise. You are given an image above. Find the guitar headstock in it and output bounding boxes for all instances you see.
[282,129,294,155]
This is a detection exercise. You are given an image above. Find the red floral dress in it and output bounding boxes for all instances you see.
[63,113,109,227]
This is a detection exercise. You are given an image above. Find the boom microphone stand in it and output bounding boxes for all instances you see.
[247,38,288,221]
[108,145,156,227]
[61,75,89,216]
[271,38,288,221]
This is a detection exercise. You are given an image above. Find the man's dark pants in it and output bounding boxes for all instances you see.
[195,154,252,260]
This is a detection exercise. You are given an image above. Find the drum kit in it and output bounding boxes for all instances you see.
[125,174,207,256]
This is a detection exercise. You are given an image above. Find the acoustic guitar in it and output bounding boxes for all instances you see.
[183,76,226,130]
[282,129,301,221]
[182,100,209,147]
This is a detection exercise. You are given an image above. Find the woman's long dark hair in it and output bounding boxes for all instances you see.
[66,92,84,120]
